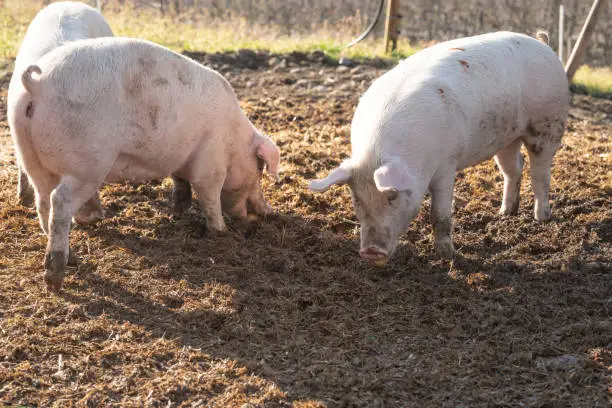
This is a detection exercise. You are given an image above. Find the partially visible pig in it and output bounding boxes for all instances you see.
[8,1,113,214]
[309,31,569,265]
[12,37,280,292]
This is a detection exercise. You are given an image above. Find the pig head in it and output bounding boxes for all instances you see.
[309,158,424,264]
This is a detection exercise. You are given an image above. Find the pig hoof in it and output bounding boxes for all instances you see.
[247,213,259,222]
[435,240,455,259]
[499,202,519,216]
[74,198,105,225]
[205,219,227,233]
[534,206,551,222]
[18,191,35,208]
[44,250,67,293]
[74,209,104,225]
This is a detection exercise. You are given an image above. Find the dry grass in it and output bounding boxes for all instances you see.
[3,0,611,97]
[0,0,417,61]
[0,51,610,406]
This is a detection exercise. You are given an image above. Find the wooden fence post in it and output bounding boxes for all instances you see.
[558,5,564,62]
[565,0,606,81]
[384,0,401,53]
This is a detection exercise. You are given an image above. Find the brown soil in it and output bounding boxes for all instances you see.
[0,51,610,407]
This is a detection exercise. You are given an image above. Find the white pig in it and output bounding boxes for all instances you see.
[7,1,113,213]
[309,31,569,265]
[11,37,280,291]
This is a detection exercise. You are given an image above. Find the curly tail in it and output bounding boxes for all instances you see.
[22,65,42,95]
[535,30,549,45]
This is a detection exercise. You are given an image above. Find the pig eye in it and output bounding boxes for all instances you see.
[386,190,399,204]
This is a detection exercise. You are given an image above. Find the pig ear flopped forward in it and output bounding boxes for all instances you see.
[308,160,353,192]
[256,137,281,181]
[374,160,414,193]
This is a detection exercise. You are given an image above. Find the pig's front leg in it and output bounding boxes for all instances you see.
[429,171,455,259]
[192,175,226,232]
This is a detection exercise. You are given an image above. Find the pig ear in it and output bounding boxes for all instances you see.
[374,160,414,193]
[309,160,353,192]
[256,137,281,180]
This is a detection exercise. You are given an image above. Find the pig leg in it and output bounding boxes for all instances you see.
[171,175,192,215]
[73,194,104,225]
[494,139,524,215]
[526,142,558,221]
[17,164,35,208]
[523,118,564,221]
[45,175,100,292]
[429,172,455,259]
[191,177,226,231]
[247,188,272,216]
[30,171,61,236]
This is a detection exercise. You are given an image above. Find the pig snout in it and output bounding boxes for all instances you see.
[359,246,388,260]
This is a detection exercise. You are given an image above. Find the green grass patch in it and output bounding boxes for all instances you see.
[571,66,612,98]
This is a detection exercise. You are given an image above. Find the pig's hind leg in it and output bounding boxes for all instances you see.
[494,139,524,216]
[73,194,104,225]
[45,175,100,292]
[171,175,192,215]
[523,119,564,221]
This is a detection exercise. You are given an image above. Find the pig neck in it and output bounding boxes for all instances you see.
[353,152,430,201]
[224,113,259,188]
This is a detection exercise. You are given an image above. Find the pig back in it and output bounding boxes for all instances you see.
[29,38,241,180]
[352,32,568,171]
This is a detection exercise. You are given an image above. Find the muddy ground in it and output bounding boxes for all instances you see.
[0,51,610,407]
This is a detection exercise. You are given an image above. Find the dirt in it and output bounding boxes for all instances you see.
[0,51,610,407]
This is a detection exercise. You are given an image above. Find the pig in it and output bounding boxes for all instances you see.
[11,37,280,292]
[8,1,113,216]
[309,31,569,265]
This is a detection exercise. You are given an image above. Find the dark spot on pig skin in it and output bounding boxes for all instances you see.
[25,101,34,118]
[124,74,144,97]
[125,57,157,96]
[527,123,542,137]
[438,88,445,96]
[450,47,465,51]
[459,60,470,69]
[153,77,169,87]
[138,57,156,70]
[175,65,193,86]
[148,105,159,129]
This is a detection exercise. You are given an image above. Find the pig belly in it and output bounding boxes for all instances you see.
[105,154,173,182]
[456,133,520,170]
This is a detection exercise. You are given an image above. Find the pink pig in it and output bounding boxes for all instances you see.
[310,31,569,265]
[11,37,280,292]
